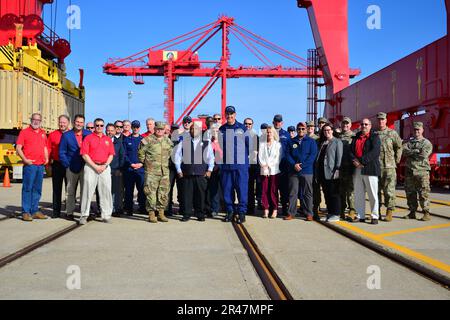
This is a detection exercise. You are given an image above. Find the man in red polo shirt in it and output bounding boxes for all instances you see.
[141,118,155,138]
[16,113,49,222]
[47,115,70,218]
[79,118,115,225]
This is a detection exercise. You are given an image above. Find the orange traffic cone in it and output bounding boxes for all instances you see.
[2,168,11,188]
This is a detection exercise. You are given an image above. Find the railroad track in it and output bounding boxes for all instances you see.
[315,215,450,289]
[232,221,294,300]
[0,220,85,269]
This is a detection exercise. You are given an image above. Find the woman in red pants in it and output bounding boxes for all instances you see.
[259,125,283,219]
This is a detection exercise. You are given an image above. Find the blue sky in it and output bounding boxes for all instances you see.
[46,0,447,130]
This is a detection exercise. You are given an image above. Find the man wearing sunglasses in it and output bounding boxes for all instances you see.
[349,119,381,225]
[213,114,222,125]
[86,122,95,133]
[79,118,116,225]
[285,122,318,222]
[402,122,433,221]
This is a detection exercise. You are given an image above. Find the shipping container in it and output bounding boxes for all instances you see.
[0,70,84,132]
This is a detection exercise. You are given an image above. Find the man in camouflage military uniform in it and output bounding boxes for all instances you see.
[306,121,319,141]
[376,112,403,222]
[138,121,174,223]
[339,117,356,220]
[403,122,433,221]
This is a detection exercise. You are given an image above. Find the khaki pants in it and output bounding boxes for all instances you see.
[66,169,84,215]
[80,165,112,220]
[353,168,379,220]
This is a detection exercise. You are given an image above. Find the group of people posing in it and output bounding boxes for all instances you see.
[15,106,433,225]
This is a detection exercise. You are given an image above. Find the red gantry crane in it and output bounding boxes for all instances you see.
[104,16,330,125]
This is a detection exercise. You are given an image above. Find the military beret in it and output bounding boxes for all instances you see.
[377,112,387,120]
[413,122,424,129]
[155,121,166,130]
[288,126,296,132]
[342,117,352,124]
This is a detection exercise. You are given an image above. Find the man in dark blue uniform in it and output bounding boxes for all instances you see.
[219,106,250,224]
[273,115,291,217]
[123,120,146,215]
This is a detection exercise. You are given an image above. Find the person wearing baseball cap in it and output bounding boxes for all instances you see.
[272,114,291,216]
[284,122,318,221]
[402,122,433,221]
[339,116,356,220]
[220,106,250,224]
[306,121,319,141]
[123,120,146,216]
[182,116,193,132]
[288,126,296,139]
[318,117,329,130]
[376,112,403,222]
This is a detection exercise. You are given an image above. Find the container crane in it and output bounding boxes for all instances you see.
[104,16,359,125]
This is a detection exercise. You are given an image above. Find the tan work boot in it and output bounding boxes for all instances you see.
[385,209,394,222]
[149,212,158,224]
[404,211,417,220]
[421,212,431,222]
[34,212,48,220]
[157,210,169,223]
[347,210,358,222]
[23,213,33,222]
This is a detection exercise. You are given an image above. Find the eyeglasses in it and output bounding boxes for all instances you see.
[115,126,123,129]
[214,118,221,121]
[244,123,253,126]
[297,128,306,131]
[361,123,370,127]
[87,127,94,129]
[95,124,105,128]
[324,129,333,132]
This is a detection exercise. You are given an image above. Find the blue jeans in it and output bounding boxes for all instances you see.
[22,165,45,215]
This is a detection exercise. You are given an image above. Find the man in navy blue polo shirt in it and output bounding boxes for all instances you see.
[123,120,145,215]
[285,122,318,222]
[219,106,250,224]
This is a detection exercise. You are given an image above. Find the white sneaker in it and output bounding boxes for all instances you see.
[78,217,88,225]
[326,216,341,223]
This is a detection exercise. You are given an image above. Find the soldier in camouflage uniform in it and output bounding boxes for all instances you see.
[138,121,174,223]
[403,122,433,221]
[338,117,356,220]
[376,112,403,222]
[306,121,319,141]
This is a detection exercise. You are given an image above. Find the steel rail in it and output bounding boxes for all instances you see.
[232,222,294,300]
[315,219,450,289]
[0,221,82,269]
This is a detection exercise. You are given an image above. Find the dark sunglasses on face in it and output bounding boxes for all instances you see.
[96,124,104,128]
[245,123,253,126]
[362,123,370,127]
[87,127,94,129]
[297,128,306,131]
[214,118,221,121]
[116,126,123,128]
